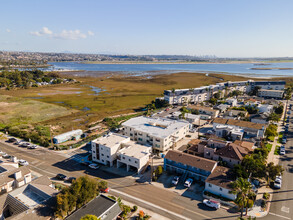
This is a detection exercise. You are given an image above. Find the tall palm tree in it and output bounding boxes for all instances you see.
[231,178,253,218]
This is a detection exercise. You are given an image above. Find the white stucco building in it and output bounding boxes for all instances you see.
[258,89,284,99]
[116,141,151,173]
[122,116,190,152]
[91,133,130,166]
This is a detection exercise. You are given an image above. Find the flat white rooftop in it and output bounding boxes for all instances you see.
[118,141,151,159]
[93,133,129,148]
[122,116,189,139]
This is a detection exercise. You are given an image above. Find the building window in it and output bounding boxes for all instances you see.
[123,157,125,160]
[138,138,143,141]
[102,154,104,156]
[107,156,109,158]
[130,133,133,136]
[135,161,137,164]
[102,160,104,162]
[209,184,212,187]
[220,188,223,191]
[129,159,131,161]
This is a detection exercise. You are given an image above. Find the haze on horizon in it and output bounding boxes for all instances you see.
[1,0,293,58]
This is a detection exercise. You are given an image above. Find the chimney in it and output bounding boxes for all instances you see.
[14,171,22,180]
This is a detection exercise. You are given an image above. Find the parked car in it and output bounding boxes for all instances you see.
[28,145,38,149]
[80,161,90,166]
[18,159,29,166]
[184,178,193,188]
[171,176,180,186]
[274,177,282,189]
[89,163,100,169]
[203,199,221,209]
[7,138,17,143]
[282,137,287,144]
[100,187,110,193]
[67,177,77,183]
[56,173,68,180]
[20,142,30,148]
[280,148,286,155]
[2,154,11,159]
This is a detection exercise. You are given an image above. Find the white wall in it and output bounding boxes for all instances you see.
[205,182,236,200]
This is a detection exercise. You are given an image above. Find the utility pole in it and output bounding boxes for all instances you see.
[150,154,154,183]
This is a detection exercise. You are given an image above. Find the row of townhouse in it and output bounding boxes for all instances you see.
[164,150,236,200]
[164,80,286,105]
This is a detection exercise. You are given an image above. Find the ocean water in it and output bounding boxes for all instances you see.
[48,62,293,78]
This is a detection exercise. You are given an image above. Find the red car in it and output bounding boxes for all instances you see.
[100,187,110,193]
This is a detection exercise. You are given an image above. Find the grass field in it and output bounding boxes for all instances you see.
[0,71,293,134]
[0,95,76,128]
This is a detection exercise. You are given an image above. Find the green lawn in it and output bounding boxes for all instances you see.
[274,145,280,155]
[268,136,275,142]
[266,143,273,152]
[277,133,283,144]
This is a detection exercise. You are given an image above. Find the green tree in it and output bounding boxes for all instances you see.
[265,124,278,138]
[231,178,254,218]
[266,162,284,184]
[268,112,280,122]
[80,214,100,220]
[98,180,108,191]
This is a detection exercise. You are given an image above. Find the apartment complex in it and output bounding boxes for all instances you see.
[91,133,130,166]
[213,118,266,138]
[91,133,151,173]
[164,80,285,105]
[258,89,284,99]
[164,150,217,181]
[122,116,190,152]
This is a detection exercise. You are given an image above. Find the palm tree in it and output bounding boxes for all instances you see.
[231,178,254,218]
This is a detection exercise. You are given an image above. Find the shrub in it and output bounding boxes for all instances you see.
[263,192,270,200]
[132,205,138,212]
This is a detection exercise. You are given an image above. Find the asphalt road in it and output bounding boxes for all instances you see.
[0,140,238,220]
[265,100,293,220]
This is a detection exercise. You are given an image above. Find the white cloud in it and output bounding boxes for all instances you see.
[88,30,94,36]
[30,27,94,40]
[30,27,52,36]
[53,30,87,40]
[6,29,11,33]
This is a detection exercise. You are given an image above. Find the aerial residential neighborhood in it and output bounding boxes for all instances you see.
[0,75,292,220]
[1,1,293,220]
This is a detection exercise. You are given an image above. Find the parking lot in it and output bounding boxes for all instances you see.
[154,172,205,201]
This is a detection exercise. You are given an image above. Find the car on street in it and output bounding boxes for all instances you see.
[274,177,282,189]
[89,163,100,169]
[7,138,17,143]
[171,176,180,186]
[203,199,221,209]
[280,148,286,155]
[18,159,29,166]
[282,137,287,144]
[2,154,11,159]
[67,177,77,183]
[28,145,38,149]
[56,173,68,180]
[184,178,193,188]
[20,142,30,148]
[80,161,90,166]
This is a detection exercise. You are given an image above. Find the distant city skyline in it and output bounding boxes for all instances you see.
[1,0,293,57]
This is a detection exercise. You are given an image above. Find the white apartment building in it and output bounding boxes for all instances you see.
[91,133,130,166]
[163,80,285,105]
[258,89,284,99]
[91,133,151,173]
[117,141,151,173]
[122,116,190,152]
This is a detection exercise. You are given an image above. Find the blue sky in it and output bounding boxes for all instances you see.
[1,0,293,57]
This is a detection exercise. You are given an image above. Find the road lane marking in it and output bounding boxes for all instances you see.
[281,206,290,213]
[110,188,193,220]
[269,212,291,220]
